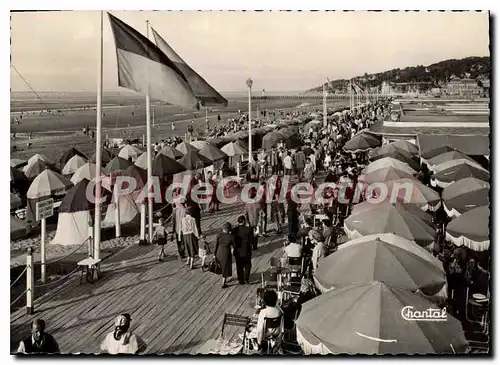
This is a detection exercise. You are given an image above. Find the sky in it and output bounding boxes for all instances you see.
[10,10,490,93]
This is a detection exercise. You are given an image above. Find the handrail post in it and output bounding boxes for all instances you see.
[26,247,34,315]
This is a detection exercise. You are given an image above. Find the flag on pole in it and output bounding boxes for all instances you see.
[107,13,199,108]
[151,27,228,107]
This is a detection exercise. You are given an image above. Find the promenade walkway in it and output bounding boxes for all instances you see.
[10,202,286,354]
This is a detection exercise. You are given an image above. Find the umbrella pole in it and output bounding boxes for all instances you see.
[114,183,121,237]
[140,202,146,242]
[41,218,46,283]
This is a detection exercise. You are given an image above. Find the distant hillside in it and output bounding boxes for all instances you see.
[307,56,490,92]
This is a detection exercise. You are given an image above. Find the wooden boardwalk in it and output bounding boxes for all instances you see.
[10,203,286,354]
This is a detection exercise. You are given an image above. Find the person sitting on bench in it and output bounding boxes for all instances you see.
[255,290,283,351]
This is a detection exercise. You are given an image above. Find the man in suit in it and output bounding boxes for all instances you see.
[233,215,254,285]
[17,319,60,354]
[294,147,306,178]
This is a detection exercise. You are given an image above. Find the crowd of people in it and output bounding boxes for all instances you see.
[16,97,489,355]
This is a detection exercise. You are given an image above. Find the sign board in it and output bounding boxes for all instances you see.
[36,198,54,221]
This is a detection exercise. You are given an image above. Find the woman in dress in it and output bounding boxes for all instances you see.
[181,206,200,269]
[206,171,220,212]
[215,222,235,288]
[172,194,186,260]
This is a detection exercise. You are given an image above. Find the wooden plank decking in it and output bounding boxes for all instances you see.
[10,203,286,354]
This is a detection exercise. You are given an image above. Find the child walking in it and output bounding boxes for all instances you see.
[198,235,211,271]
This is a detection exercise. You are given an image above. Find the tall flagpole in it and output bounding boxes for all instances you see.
[246,78,253,163]
[94,10,104,260]
[146,20,154,244]
[349,79,353,111]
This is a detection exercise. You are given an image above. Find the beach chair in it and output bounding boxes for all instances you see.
[261,272,279,291]
[281,310,302,355]
[220,314,250,353]
[287,256,303,278]
[262,317,283,354]
[465,287,490,335]
[282,276,302,302]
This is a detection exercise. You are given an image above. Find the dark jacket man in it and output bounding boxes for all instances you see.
[233,216,254,284]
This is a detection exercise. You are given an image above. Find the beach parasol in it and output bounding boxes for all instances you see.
[90,148,116,165]
[70,163,106,185]
[177,150,213,170]
[441,177,489,218]
[446,206,490,252]
[420,145,455,161]
[430,163,490,189]
[313,237,446,296]
[426,151,476,169]
[59,179,112,213]
[360,166,416,184]
[59,147,88,168]
[190,140,228,162]
[362,157,417,175]
[430,158,486,174]
[11,158,27,168]
[26,153,51,167]
[26,169,73,199]
[221,141,248,156]
[134,152,150,170]
[234,139,249,150]
[24,160,54,180]
[158,145,184,159]
[176,142,199,155]
[344,201,436,247]
[11,166,28,183]
[122,165,148,192]
[351,200,433,225]
[152,154,187,178]
[344,132,382,153]
[261,131,285,150]
[370,145,418,169]
[11,193,22,210]
[229,130,250,141]
[363,178,441,212]
[338,233,443,269]
[104,156,133,175]
[118,144,143,161]
[305,120,322,132]
[61,154,88,175]
[207,137,232,149]
[389,140,419,156]
[295,281,468,354]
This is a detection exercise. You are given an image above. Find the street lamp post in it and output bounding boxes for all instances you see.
[246,78,253,163]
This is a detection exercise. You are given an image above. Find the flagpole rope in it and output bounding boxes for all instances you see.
[33,267,81,289]
[10,289,28,306]
[10,267,27,288]
[41,237,90,266]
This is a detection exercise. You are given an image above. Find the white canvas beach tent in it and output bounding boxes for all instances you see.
[51,210,92,247]
[102,193,140,228]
